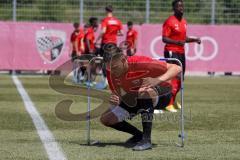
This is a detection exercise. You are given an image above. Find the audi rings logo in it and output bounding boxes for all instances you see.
[150,36,218,61]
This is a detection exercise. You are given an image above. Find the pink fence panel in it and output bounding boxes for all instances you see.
[141,24,240,72]
[0,22,73,70]
[0,21,239,72]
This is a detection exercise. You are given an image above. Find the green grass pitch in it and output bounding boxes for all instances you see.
[0,75,240,160]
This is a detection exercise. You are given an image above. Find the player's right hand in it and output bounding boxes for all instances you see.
[109,94,120,106]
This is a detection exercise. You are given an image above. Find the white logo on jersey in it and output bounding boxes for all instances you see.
[108,20,118,25]
[174,24,179,30]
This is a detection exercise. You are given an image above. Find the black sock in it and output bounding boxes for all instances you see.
[142,117,153,142]
[109,121,142,136]
[138,98,154,142]
[80,66,86,76]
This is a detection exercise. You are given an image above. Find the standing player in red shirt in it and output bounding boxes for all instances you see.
[126,21,138,56]
[82,17,99,86]
[95,5,123,89]
[70,22,80,62]
[96,5,123,48]
[100,48,181,151]
[76,26,85,81]
[84,17,98,55]
[76,27,85,56]
[70,22,85,83]
[162,0,201,112]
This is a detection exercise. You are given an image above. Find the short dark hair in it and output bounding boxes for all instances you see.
[172,0,183,9]
[73,22,79,28]
[105,5,113,12]
[103,45,123,63]
[89,17,98,25]
[127,21,133,27]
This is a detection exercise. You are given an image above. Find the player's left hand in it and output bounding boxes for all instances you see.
[109,94,120,106]
[141,77,160,88]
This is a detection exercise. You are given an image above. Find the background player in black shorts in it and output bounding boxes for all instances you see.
[95,5,123,89]
[162,0,201,112]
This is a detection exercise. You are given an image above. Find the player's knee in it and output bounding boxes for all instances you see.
[100,115,107,126]
[100,113,117,127]
[138,88,153,99]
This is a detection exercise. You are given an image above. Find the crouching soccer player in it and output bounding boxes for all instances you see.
[100,48,181,151]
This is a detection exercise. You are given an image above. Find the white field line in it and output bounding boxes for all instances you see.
[12,75,67,160]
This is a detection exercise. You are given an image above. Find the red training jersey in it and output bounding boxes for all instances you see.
[70,30,79,52]
[101,16,123,44]
[76,28,85,54]
[126,29,138,49]
[162,15,187,54]
[106,56,167,96]
[84,27,95,53]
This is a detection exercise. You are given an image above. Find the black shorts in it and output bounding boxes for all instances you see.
[71,51,78,62]
[164,50,186,76]
[94,47,101,56]
[154,85,172,109]
[118,91,172,118]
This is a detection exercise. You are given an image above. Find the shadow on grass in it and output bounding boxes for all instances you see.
[71,141,158,149]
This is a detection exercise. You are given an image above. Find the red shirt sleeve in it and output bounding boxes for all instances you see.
[162,19,172,37]
[70,33,74,42]
[76,32,83,41]
[76,30,85,52]
[85,32,92,40]
[70,32,77,43]
[101,19,107,29]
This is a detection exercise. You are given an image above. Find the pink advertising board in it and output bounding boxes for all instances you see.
[0,21,240,72]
